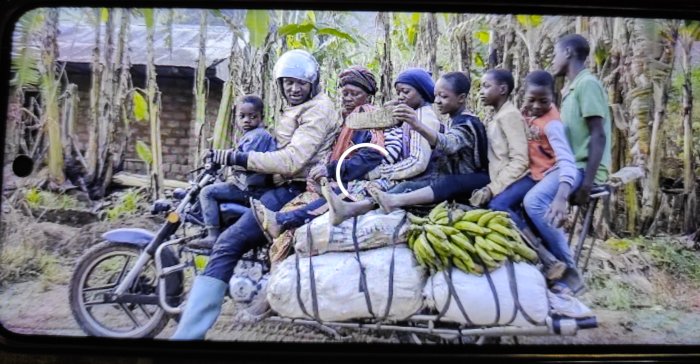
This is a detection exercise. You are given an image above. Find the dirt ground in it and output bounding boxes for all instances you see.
[1,263,699,345]
[1,209,699,345]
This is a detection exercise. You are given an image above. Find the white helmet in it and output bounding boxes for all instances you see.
[273,49,320,99]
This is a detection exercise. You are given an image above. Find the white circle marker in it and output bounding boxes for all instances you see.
[335,143,389,201]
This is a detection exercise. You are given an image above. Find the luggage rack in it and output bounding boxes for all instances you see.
[266,314,597,343]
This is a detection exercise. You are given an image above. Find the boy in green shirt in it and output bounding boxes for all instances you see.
[532,33,611,296]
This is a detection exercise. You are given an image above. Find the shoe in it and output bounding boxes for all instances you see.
[171,275,227,340]
[187,226,219,250]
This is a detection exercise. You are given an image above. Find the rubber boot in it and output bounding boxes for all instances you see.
[559,266,586,296]
[187,226,220,250]
[519,227,567,281]
[171,275,227,340]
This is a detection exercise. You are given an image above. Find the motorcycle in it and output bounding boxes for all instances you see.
[68,157,269,338]
[68,156,600,341]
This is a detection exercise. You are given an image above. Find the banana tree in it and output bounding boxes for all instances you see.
[192,9,208,167]
[38,8,65,185]
[144,8,164,200]
[677,20,700,232]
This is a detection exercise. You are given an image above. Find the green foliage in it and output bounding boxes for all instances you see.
[516,14,543,28]
[642,238,700,284]
[24,188,78,210]
[143,8,154,29]
[245,10,270,48]
[10,9,43,88]
[0,242,60,284]
[589,277,634,310]
[132,91,148,122]
[106,189,143,221]
[317,27,356,44]
[475,30,489,44]
[100,8,109,23]
[135,140,153,166]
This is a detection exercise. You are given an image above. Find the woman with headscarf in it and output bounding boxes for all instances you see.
[319,67,443,225]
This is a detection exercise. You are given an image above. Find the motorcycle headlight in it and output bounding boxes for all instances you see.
[150,199,172,215]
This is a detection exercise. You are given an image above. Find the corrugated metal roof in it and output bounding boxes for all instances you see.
[16,22,244,80]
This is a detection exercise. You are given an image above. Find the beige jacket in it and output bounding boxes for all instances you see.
[246,93,341,185]
[485,101,529,196]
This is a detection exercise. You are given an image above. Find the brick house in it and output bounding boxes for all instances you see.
[56,23,237,180]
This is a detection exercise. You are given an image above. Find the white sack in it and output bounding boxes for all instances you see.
[293,209,408,257]
[267,245,425,321]
[423,262,549,327]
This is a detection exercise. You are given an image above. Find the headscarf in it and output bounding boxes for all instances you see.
[330,67,383,162]
[338,66,377,96]
[394,68,435,103]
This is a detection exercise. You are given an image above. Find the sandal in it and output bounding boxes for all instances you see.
[250,198,275,244]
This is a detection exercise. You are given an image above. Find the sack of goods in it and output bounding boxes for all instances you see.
[423,262,549,327]
[293,209,408,257]
[267,245,426,322]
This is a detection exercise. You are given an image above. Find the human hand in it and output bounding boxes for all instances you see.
[469,187,492,206]
[546,197,568,228]
[571,184,591,206]
[211,149,232,166]
[308,164,328,182]
[383,99,400,108]
[392,104,419,128]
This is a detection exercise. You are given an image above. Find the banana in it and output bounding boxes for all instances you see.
[513,241,538,263]
[407,230,418,250]
[486,232,515,250]
[477,211,507,227]
[453,221,486,235]
[452,256,470,273]
[483,237,510,255]
[417,232,437,261]
[449,209,466,222]
[489,216,513,228]
[461,209,490,222]
[438,225,461,236]
[488,222,517,239]
[424,224,448,240]
[428,201,449,222]
[489,250,508,262]
[449,233,476,254]
[447,242,476,268]
[434,216,450,225]
[474,244,499,269]
[407,213,430,225]
[426,231,451,257]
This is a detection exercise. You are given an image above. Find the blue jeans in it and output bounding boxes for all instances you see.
[199,182,265,227]
[488,176,537,229]
[523,168,584,268]
[203,182,305,282]
[276,196,329,231]
[429,172,490,204]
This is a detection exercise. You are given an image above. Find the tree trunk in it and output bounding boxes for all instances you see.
[87,8,102,182]
[146,9,164,200]
[378,12,393,105]
[113,8,132,174]
[680,37,697,233]
[414,13,438,77]
[39,8,65,185]
[212,34,238,149]
[193,9,208,168]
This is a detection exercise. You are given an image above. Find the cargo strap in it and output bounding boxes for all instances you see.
[437,256,501,326]
[294,223,322,322]
[352,216,376,318]
[378,213,408,321]
[505,259,540,325]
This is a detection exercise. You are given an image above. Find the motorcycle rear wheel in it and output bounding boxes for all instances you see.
[69,242,172,338]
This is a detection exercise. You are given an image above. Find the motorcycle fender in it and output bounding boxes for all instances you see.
[101,228,155,248]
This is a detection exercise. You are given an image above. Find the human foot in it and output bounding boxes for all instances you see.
[320,178,350,226]
[366,186,397,214]
[250,198,281,242]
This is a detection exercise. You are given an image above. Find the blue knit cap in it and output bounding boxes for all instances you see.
[394,68,435,103]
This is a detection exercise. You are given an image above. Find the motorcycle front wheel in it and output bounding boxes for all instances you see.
[69,242,172,338]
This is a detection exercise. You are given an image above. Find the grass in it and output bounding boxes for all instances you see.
[106,189,143,221]
[642,238,700,285]
[0,242,65,285]
[23,187,79,210]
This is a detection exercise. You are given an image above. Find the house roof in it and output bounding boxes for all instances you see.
[51,22,243,81]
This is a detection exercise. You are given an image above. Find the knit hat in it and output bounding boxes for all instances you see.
[394,68,435,103]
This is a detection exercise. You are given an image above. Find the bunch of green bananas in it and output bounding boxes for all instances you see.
[406,201,538,275]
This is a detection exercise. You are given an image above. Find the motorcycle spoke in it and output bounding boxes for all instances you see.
[116,256,133,284]
[138,304,153,319]
[119,303,142,328]
[82,283,118,293]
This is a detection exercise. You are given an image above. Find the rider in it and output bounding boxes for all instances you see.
[189,95,277,250]
[171,49,341,340]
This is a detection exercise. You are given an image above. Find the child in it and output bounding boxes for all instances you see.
[487,70,577,280]
[468,69,529,208]
[365,71,490,212]
[189,95,277,249]
[528,34,611,295]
